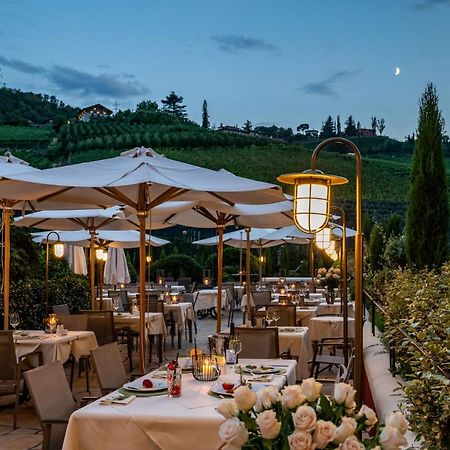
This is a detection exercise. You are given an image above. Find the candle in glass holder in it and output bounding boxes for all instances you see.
[48,314,57,335]
[171,294,178,304]
[280,287,286,295]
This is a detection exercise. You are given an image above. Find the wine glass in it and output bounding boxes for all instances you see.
[228,336,242,372]
[265,311,274,326]
[113,297,120,312]
[10,312,20,332]
[272,310,280,325]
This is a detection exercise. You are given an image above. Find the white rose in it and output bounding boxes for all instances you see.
[356,404,378,431]
[334,383,356,408]
[281,385,307,409]
[379,425,408,450]
[234,385,256,412]
[338,435,365,450]
[301,378,322,402]
[334,416,357,444]
[255,410,282,440]
[216,399,239,419]
[292,405,317,433]
[312,420,337,449]
[288,431,314,450]
[385,411,408,435]
[218,417,249,448]
[255,386,279,412]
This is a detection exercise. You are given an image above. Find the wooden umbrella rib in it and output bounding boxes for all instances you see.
[148,187,188,209]
[196,206,219,225]
[206,192,235,207]
[97,187,137,209]
[68,218,88,228]
[36,187,73,203]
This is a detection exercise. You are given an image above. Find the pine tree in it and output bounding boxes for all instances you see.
[344,115,357,136]
[201,100,210,129]
[243,120,252,133]
[357,121,361,135]
[405,83,448,268]
[161,91,187,118]
[320,115,335,138]
[336,115,341,136]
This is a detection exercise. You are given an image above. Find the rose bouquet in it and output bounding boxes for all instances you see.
[317,267,340,290]
[217,379,408,449]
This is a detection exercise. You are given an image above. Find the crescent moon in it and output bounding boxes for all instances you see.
[395,67,400,76]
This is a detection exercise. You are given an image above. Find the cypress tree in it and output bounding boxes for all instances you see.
[405,82,448,268]
[202,100,210,129]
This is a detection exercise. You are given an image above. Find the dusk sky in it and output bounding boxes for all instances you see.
[1,0,450,139]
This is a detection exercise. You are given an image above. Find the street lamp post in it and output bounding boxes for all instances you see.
[44,231,64,316]
[278,137,363,404]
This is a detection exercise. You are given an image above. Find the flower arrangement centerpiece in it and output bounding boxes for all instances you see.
[217,379,409,449]
[317,267,340,303]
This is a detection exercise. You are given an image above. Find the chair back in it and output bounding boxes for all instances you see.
[251,290,272,307]
[81,311,116,346]
[24,361,76,450]
[177,277,191,290]
[24,361,76,422]
[146,299,164,313]
[234,327,279,359]
[59,314,87,331]
[91,342,127,394]
[0,331,17,380]
[52,304,70,316]
[266,304,297,326]
[222,282,235,306]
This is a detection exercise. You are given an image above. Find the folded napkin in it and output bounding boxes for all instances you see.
[246,374,274,382]
[100,394,136,405]
[151,370,167,379]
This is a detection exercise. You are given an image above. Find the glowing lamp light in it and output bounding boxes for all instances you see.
[95,248,105,261]
[315,227,332,250]
[102,251,108,262]
[53,242,65,258]
[146,255,151,263]
[278,169,348,233]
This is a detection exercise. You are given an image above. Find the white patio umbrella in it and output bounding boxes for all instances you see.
[2,146,286,372]
[0,152,39,330]
[103,247,130,285]
[64,245,88,275]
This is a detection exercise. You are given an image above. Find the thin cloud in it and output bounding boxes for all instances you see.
[48,66,149,98]
[415,0,450,8]
[0,54,149,99]
[0,55,45,74]
[302,70,360,98]
[211,34,280,55]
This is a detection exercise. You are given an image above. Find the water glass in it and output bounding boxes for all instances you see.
[167,366,182,397]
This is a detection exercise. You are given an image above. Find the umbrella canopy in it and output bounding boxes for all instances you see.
[1,146,286,372]
[192,228,284,248]
[261,226,313,244]
[103,247,131,285]
[1,152,40,330]
[64,245,88,275]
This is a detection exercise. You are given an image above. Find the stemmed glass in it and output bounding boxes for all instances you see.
[10,313,20,332]
[113,298,120,313]
[265,311,274,326]
[228,336,242,372]
[272,310,280,325]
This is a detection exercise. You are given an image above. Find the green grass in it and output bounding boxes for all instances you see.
[0,125,53,142]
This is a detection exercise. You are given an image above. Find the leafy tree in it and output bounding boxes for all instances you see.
[371,116,377,133]
[201,100,210,129]
[405,83,448,268]
[297,123,309,134]
[377,118,386,135]
[161,91,187,118]
[369,224,385,271]
[336,115,341,136]
[344,115,357,136]
[320,115,335,138]
[136,100,159,112]
[385,213,402,239]
[243,120,252,133]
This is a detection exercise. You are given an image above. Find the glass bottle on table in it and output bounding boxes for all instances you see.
[228,336,242,372]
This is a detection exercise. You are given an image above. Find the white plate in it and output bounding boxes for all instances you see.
[240,365,284,375]
[210,382,238,397]
[123,379,167,392]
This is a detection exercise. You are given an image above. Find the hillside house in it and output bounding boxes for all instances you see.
[359,128,376,137]
[77,104,113,122]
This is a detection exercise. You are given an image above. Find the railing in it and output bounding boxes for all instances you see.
[363,289,449,379]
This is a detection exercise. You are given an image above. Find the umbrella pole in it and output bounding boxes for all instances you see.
[258,244,263,287]
[3,208,11,330]
[138,210,147,375]
[239,232,243,286]
[98,260,103,310]
[89,228,95,310]
[309,240,315,292]
[245,227,252,323]
[216,223,224,333]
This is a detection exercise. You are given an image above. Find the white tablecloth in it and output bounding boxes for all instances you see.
[194,289,228,311]
[309,316,355,341]
[63,358,296,450]
[113,312,167,336]
[316,302,355,317]
[278,327,312,380]
[14,330,97,364]
[164,302,195,332]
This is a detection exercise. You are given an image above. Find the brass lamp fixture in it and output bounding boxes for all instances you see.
[278,169,347,234]
[315,227,332,250]
[278,137,363,405]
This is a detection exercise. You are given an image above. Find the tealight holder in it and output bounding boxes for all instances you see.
[192,354,219,382]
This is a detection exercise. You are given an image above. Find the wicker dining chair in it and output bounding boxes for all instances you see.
[234,326,280,359]
[0,331,43,429]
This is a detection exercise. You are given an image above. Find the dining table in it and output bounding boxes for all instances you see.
[163,302,196,349]
[62,358,297,450]
[194,289,229,312]
[308,316,355,341]
[13,330,97,365]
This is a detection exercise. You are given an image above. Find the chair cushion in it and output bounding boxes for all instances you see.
[0,381,16,395]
